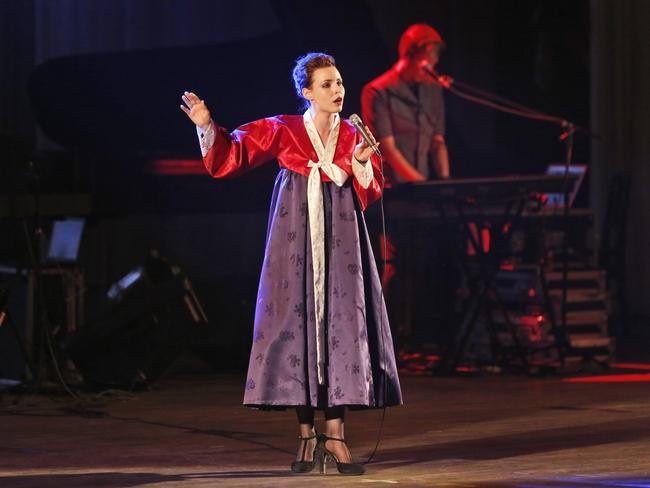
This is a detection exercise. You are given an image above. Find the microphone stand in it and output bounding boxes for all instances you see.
[20,160,82,398]
[425,66,594,368]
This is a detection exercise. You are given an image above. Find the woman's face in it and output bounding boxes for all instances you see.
[302,66,345,114]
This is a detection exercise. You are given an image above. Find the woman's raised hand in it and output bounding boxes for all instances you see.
[180,91,211,130]
[354,125,379,163]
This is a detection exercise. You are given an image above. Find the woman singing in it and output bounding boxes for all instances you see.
[181,52,402,475]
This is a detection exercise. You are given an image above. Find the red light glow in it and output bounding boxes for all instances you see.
[455,366,479,373]
[610,363,650,371]
[563,374,650,383]
[150,159,205,175]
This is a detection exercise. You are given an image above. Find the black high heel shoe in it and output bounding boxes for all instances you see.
[290,433,318,473]
[317,433,365,475]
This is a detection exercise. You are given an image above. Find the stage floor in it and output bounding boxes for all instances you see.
[2,370,650,487]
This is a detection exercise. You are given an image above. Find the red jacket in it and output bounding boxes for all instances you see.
[202,115,383,210]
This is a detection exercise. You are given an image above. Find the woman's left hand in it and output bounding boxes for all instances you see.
[354,125,379,163]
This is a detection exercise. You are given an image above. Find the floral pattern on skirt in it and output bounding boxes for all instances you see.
[243,169,402,408]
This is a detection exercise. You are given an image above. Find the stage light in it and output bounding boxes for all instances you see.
[63,250,207,389]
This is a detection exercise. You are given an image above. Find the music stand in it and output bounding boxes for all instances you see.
[44,218,85,265]
[543,164,587,209]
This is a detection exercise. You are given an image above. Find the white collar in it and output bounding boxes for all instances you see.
[303,109,340,163]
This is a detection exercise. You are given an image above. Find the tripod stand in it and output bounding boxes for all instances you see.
[1,160,84,396]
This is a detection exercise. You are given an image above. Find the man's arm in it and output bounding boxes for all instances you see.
[430,134,450,179]
[379,135,426,182]
[362,83,426,182]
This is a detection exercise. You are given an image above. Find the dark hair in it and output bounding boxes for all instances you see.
[292,52,336,111]
[398,23,444,59]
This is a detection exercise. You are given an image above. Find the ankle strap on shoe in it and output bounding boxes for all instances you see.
[298,434,317,440]
[322,435,346,443]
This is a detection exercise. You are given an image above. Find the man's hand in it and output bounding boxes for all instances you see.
[379,136,426,181]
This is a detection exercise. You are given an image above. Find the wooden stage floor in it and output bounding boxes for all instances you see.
[2,371,649,487]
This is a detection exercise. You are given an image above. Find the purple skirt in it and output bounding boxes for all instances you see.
[243,169,402,409]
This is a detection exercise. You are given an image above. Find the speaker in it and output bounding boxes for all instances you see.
[64,252,207,389]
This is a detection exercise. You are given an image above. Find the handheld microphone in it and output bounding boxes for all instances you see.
[421,63,454,89]
[349,114,381,158]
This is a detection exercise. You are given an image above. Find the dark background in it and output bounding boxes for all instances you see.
[1,0,648,373]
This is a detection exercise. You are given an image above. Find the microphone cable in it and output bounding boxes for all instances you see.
[363,148,389,466]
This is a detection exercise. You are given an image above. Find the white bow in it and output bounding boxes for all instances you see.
[303,111,349,385]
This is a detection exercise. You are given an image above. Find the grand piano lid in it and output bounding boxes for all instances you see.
[26,32,303,158]
[26,18,388,161]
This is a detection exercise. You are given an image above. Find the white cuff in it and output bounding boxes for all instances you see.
[352,156,373,189]
[196,121,216,157]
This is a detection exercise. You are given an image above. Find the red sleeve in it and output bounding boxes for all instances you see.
[203,117,283,179]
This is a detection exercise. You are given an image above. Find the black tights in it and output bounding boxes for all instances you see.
[296,406,345,425]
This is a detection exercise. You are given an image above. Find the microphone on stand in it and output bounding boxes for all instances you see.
[349,113,381,158]
[421,63,454,89]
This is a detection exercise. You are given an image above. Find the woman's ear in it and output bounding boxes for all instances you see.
[302,87,313,101]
